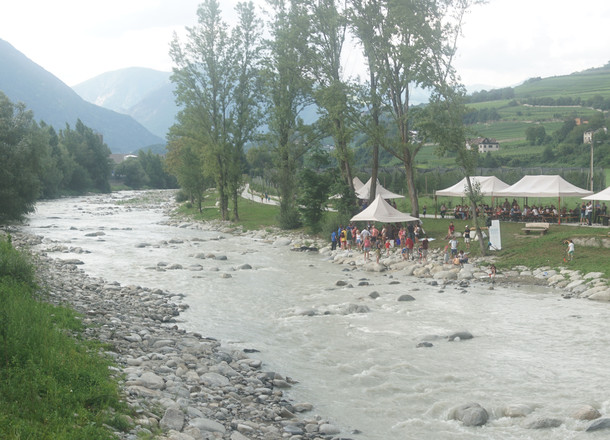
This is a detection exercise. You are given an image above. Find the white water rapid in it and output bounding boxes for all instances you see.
[22,191,610,440]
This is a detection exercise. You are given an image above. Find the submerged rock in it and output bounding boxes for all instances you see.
[451,402,488,426]
[448,331,473,341]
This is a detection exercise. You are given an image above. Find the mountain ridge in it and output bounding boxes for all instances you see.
[0,39,164,153]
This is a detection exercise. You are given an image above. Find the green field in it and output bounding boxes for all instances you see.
[515,71,610,100]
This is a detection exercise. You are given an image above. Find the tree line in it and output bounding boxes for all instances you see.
[0,92,175,224]
[166,0,483,232]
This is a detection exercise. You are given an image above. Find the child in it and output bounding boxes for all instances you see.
[375,241,382,263]
[566,239,574,261]
[385,239,391,256]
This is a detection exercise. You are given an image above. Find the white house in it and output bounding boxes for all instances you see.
[466,137,500,153]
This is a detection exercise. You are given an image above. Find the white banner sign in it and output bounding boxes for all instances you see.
[488,220,502,250]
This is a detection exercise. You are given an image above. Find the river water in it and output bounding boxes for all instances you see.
[22,191,610,440]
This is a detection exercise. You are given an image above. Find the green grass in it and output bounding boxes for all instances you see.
[176,193,281,232]
[0,237,129,440]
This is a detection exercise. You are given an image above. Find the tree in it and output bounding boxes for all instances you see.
[170,0,262,221]
[425,85,486,255]
[349,0,384,204]
[0,93,46,223]
[114,158,149,189]
[263,0,313,229]
[350,0,479,217]
[308,0,356,191]
[525,125,546,145]
[297,149,332,232]
[59,119,112,193]
[166,136,210,212]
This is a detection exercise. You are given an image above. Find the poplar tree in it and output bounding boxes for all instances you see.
[263,0,313,229]
[169,0,262,221]
[349,0,479,216]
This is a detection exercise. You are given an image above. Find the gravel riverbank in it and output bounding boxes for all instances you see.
[9,231,343,440]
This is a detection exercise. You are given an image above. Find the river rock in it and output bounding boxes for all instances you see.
[189,417,226,433]
[451,402,488,426]
[586,418,610,431]
[448,331,473,341]
[160,408,185,431]
[137,371,165,390]
[369,291,380,299]
[344,304,370,314]
[397,294,415,302]
[503,404,534,418]
[433,270,456,280]
[572,405,601,420]
[522,417,562,429]
[416,342,433,348]
[319,423,340,435]
[273,237,292,247]
[587,289,610,301]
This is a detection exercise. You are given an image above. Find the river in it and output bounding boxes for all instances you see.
[22,191,610,439]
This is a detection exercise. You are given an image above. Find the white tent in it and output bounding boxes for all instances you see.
[353,176,365,191]
[583,186,610,201]
[496,175,592,198]
[351,194,419,223]
[356,178,404,200]
[495,175,592,224]
[435,176,509,197]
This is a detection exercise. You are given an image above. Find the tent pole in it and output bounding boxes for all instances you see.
[558,196,561,225]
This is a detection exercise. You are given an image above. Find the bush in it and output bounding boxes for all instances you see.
[0,236,35,285]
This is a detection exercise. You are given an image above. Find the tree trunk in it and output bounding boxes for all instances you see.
[404,157,419,217]
[465,175,487,256]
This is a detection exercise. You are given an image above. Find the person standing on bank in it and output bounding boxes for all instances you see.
[464,225,471,250]
[566,239,575,261]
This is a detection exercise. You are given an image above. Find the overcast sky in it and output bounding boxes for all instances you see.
[1,0,609,89]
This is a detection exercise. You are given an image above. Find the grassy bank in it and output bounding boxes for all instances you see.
[179,193,610,279]
[0,236,129,439]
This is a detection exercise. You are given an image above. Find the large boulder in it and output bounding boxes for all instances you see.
[160,408,185,431]
[451,402,488,426]
[588,289,610,301]
[571,405,601,420]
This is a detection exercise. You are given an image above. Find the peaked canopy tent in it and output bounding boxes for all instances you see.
[356,178,404,200]
[582,186,610,201]
[351,194,419,223]
[353,176,365,192]
[435,176,510,197]
[495,175,593,224]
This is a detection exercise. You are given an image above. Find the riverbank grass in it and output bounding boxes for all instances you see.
[0,237,129,439]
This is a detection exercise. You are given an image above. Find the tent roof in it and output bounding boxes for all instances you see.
[356,178,404,200]
[435,176,509,197]
[583,186,610,201]
[495,175,592,198]
[353,176,365,191]
[351,194,419,223]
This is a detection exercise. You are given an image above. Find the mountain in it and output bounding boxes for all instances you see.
[0,39,164,153]
[73,68,179,139]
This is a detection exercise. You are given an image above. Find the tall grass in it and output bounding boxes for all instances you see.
[0,237,129,439]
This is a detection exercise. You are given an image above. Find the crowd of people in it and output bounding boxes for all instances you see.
[331,222,430,264]
[441,198,608,225]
